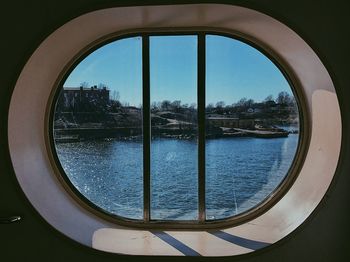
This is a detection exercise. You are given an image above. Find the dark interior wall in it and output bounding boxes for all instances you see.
[0,0,349,261]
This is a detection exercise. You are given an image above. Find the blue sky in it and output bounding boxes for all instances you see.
[64,35,292,107]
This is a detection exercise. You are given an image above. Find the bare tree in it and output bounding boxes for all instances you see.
[206,103,214,109]
[276,91,292,106]
[112,90,120,101]
[161,100,171,111]
[171,100,182,112]
[215,101,226,108]
[246,99,255,108]
[236,98,247,107]
[80,81,89,88]
[151,102,159,111]
[264,95,274,102]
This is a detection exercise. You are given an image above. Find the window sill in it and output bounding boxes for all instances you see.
[93,228,270,256]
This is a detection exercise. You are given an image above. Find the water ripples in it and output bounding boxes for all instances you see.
[55,135,298,220]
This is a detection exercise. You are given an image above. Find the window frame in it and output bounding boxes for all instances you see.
[47,29,309,229]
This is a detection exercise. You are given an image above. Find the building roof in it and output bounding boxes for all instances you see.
[63,86,109,91]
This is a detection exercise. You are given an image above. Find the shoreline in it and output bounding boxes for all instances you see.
[54,127,297,143]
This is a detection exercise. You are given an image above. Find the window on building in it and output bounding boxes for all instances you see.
[51,33,300,227]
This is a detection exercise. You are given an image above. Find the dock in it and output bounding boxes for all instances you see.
[233,128,289,138]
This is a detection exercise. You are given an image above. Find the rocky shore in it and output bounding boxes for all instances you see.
[54,125,296,143]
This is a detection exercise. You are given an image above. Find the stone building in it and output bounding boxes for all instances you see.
[57,86,110,112]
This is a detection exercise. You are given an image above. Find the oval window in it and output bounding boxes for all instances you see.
[50,33,301,226]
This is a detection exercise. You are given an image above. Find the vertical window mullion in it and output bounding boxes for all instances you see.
[198,33,206,222]
[142,35,151,222]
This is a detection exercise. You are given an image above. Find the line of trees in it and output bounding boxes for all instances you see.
[207,91,296,111]
[79,81,296,114]
[106,91,298,125]
[135,91,297,114]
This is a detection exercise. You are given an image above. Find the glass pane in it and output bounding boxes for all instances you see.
[205,35,299,220]
[53,37,143,219]
[150,36,198,220]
